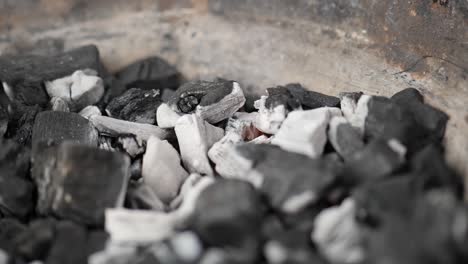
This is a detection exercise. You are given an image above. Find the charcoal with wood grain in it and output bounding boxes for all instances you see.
[106,88,162,124]
[4,102,42,146]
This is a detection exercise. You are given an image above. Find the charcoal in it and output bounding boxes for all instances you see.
[342,138,406,185]
[116,57,181,90]
[0,139,34,218]
[142,136,188,204]
[169,231,203,263]
[32,143,130,226]
[130,159,142,181]
[339,92,363,120]
[271,107,341,158]
[50,97,69,112]
[13,218,56,261]
[32,111,99,156]
[45,221,87,264]
[0,104,8,137]
[169,80,245,124]
[118,136,144,158]
[169,173,203,210]
[312,199,365,264]
[0,218,26,253]
[285,83,340,109]
[328,116,365,160]
[88,243,138,264]
[0,249,7,264]
[125,182,166,211]
[45,69,104,111]
[231,144,339,214]
[175,114,224,175]
[106,88,161,124]
[391,88,449,147]
[156,103,183,128]
[161,88,175,102]
[79,105,101,119]
[5,102,41,146]
[191,179,263,263]
[344,94,371,136]
[0,45,107,106]
[86,231,109,258]
[89,115,173,143]
[411,144,463,197]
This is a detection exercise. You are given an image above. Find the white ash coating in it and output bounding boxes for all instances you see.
[157,103,184,128]
[79,105,101,119]
[254,96,288,134]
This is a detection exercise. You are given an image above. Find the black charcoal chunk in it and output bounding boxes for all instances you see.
[5,102,41,146]
[45,221,87,264]
[0,45,107,106]
[411,144,463,197]
[13,218,56,261]
[0,139,34,218]
[286,83,340,109]
[264,86,302,111]
[32,143,130,226]
[106,88,161,124]
[342,139,406,185]
[116,57,181,90]
[86,230,109,258]
[328,116,365,160]
[0,218,26,253]
[236,144,340,214]
[32,111,98,156]
[192,179,263,263]
[391,88,449,146]
[0,104,7,137]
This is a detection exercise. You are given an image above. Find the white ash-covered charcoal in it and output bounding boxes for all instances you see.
[125,182,166,211]
[45,69,104,111]
[118,136,144,158]
[410,144,463,197]
[98,136,118,152]
[285,83,340,109]
[169,173,202,210]
[191,179,263,264]
[12,218,56,261]
[328,116,365,160]
[156,103,184,128]
[32,143,130,226]
[339,91,363,122]
[45,221,87,264]
[0,45,108,106]
[225,112,259,135]
[142,136,189,204]
[50,97,70,112]
[106,88,161,124]
[168,80,246,124]
[32,111,99,156]
[391,88,449,146]
[342,138,406,185]
[343,94,371,136]
[79,105,101,119]
[175,114,224,175]
[0,140,34,219]
[115,57,182,91]
[271,107,342,158]
[230,144,340,214]
[5,102,42,146]
[312,198,365,264]
[169,231,204,263]
[89,115,174,143]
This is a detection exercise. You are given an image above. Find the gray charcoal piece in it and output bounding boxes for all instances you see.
[5,102,42,146]
[32,143,130,226]
[0,104,8,137]
[13,218,56,261]
[0,45,107,106]
[32,111,98,157]
[0,140,34,218]
[50,97,70,112]
[106,88,161,124]
[45,221,87,264]
[285,83,340,109]
[328,116,365,160]
[79,105,101,119]
[118,136,144,158]
[125,182,166,211]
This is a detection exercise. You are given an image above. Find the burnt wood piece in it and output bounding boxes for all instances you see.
[115,57,182,91]
[32,111,99,157]
[285,83,340,109]
[32,143,130,226]
[13,218,56,261]
[45,221,87,264]
[0,139,34,218]
[0,45,107,106]
[106,88,161,124]
[5,102,41,146]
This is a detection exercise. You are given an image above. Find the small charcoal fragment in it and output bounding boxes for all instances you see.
[5,102,41,146]
[169,80,246,123]
[142,136,188,204]
[312,199,365,264]
[0,218,26,253]
[116,57,181,90]
[32,111,98,156]
[118,136,144,158]
[0,139,34,218]
[328,116,365,160]
[0,104,8,137]
[50,97,70,112]
[45,221,87,264]
[192,179,263,263]
[339,91,363,121]
[342,138,406,185]
[0,45,107,106]
[286,83,340,109]
[79,105,101,119]
[106,88,161,124]
[32,143,130,225]
[271,107,342,158]
[175,114,224,175]
[13,218,56,261]
[45,69,104,111]
[126,182,166,211]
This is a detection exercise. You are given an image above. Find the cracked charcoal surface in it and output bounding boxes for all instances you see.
[106,88,162,124]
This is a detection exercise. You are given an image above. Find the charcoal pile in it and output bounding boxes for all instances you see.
[0,45,466,264]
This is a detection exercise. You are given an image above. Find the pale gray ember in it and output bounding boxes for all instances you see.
[118,136,144,158]
[50,97,70,112]
[79,105,101,119]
